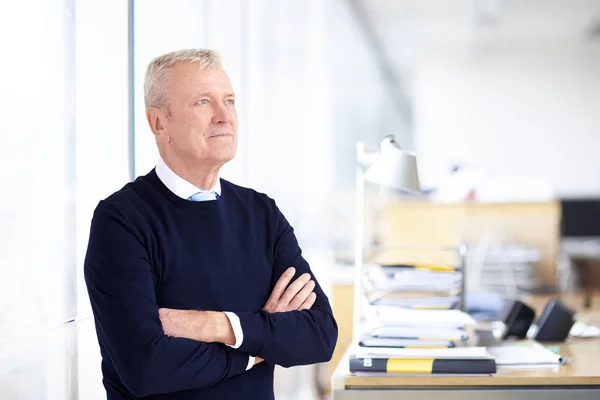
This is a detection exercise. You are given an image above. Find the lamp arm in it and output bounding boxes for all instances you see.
[353,143,366,345]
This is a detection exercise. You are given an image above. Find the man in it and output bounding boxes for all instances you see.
[84,49,338,399]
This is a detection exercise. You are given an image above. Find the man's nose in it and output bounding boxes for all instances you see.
[212,103,231,124]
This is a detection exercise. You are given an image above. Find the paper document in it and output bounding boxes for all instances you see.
[487,342,562,366]
[372,296,459,309]
[352,346,492,360]
[370,326,468,341]
[368,267,461,292]
[360,336,454,348]
[372,305,476,328]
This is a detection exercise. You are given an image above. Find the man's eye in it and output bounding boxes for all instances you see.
[226,99,235,105]
[198,99,208,105]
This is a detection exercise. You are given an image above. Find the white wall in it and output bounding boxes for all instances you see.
[133,0,210,177]
[133,0,337,248]
[0,0,129,397]
[414,40,600,198]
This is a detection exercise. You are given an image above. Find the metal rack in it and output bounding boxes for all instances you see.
[352,244,468,345]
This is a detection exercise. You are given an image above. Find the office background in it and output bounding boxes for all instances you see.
[1,0,599,399]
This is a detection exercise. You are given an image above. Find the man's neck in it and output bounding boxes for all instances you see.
[161,155,221,191]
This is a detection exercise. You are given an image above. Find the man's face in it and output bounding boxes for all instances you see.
[157,63,238,166]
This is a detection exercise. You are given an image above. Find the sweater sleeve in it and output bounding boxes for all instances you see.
[235,202,338,368]
[84,201,249,397]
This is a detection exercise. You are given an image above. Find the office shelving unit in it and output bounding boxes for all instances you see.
[352,244,468,346]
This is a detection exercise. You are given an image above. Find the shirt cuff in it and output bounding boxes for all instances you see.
[223,311,243,349]
[246,356,255,371]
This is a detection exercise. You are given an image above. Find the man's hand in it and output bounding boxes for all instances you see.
[263,267,317,313]
[159,266,316,347]
[159,309,235,345]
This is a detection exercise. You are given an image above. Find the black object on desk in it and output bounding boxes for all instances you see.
[498,299,536,340]
[534,299,575,342]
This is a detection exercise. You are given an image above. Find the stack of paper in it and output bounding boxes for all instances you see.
[368,265,462,294]
[357,263,473,365]
[359,307,475,351]
[366,264,463,318]
[369,326,469,342]
[370,306,476,329]
[360,337,455,349]
[372,295,460,309]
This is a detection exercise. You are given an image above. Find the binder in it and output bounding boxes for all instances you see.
[349,355,497,374]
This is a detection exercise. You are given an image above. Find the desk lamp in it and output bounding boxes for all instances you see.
[353,135,421,344]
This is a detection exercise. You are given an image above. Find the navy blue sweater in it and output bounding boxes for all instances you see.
[84,169,338,399]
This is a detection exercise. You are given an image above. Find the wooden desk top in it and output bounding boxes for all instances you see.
[332,294,600,390]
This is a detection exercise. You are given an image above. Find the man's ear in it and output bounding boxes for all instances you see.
[146,107,169,143]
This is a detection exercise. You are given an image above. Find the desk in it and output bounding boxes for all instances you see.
[331,295,600,400]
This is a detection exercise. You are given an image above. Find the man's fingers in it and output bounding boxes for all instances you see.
[288,280,315,310]
[158,308,177,335]
[279,273,311,306]
[158,308,173,324]
[298,292,317,311]
[264,267,295,309]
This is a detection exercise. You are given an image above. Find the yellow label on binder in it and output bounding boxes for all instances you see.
[415,264,456,272]
[386,358,434,373]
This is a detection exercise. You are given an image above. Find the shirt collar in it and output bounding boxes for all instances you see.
[155,157,221,200]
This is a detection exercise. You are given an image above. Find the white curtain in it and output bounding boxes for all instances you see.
[0,0,76,398]
[0,0,130,398]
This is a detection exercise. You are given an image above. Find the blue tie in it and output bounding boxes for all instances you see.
[188,191,220,202]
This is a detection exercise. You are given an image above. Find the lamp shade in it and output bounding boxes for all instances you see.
[363,136,421,192]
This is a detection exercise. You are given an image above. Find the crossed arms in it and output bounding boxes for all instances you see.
[159,266,318,368]
[84,201,338,397]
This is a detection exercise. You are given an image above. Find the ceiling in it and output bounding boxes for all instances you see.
[347,0,600,110]
[364,0,600,42]
[358,0,600,64]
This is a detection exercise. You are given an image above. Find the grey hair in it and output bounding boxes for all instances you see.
[143,48,222,109]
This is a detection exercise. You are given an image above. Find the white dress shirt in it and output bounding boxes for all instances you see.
[155,157,255,371]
